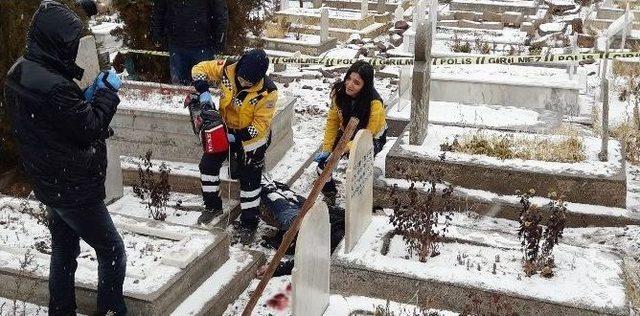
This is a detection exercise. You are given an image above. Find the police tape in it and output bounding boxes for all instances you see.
[119,49,640,67]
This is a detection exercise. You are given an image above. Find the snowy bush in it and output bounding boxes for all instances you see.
[388,165,454,262]
[132,150,171,221]
[517,189,567,278]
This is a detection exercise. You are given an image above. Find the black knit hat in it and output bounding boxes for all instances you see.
[75,0,97,17]
[236,49,269,85]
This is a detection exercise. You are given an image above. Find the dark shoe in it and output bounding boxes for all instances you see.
[197,208,222,225]
[235,221,258,245]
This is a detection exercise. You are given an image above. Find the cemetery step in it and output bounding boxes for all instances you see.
[170,249,265,316]
[373,176,640,228]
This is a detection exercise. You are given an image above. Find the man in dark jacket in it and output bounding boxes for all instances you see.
[4,1,127,315]
[150,0,229,85]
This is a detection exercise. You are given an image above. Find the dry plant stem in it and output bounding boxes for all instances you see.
[241,117,360,316]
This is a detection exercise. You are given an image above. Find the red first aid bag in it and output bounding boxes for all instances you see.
[201,125,229,154]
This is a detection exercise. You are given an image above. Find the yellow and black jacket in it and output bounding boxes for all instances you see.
[192,60,278,151]
[322,97,386,152]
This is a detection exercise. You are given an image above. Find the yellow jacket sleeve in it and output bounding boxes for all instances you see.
[322,103,341,152]
[366,99,386,138]
[241,90,278,149]
[191,60,225,84]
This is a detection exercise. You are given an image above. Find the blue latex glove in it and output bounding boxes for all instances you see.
[199,91,213,105]
[97,70,122,91]
[314,151,330,163]
[227,133,236,143]
[84,70,121,101]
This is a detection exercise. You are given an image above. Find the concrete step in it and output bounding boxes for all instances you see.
[374,176,640,227]
[331,216,631,316]
[171,249,265,316]
[112,82,295,170]
[384,125,627,208]
[321,0,411,12]
[289,22,389,42]
[0,209,232,316]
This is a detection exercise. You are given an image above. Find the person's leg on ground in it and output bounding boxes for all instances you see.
[47,207,81,316]
[198,152,226,224]
[52,202,127,316]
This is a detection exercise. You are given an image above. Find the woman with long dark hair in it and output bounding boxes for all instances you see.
[314,60,387,203]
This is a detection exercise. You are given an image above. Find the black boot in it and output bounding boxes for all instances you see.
[234,220,258,245]
[197,208,222,225]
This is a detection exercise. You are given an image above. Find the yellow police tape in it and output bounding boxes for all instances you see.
[119,49,640,67]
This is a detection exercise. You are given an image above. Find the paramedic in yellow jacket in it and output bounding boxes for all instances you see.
[191,49,277,238]
[315,61,387,204]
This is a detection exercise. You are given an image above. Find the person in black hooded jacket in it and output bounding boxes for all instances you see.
[4,1,127,315]
[150,0,229,84]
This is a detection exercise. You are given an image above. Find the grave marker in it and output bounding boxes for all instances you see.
[362,0,369,18]
[292,200,330,316]
[394,6,404,22]
[74,35,124,204]
[409,0,434,145]
[377,0,386,14]
[74,36,101,90]
[281,0,289,10]
[345,130,374,253]
[321,7,330,43]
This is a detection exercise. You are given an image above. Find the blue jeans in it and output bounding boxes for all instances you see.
[169,45,217,85]
[47,202,127,316]
[261,193,300,231]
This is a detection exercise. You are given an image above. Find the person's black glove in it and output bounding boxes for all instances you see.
[93,88,120,116]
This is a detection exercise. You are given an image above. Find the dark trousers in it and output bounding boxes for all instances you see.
[317,128,388,192]
[199,135,270,228]
[169,45,218,85]
[47,202,127,316]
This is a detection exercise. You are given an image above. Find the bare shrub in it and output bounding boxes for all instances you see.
[132,150,171,221]
[389,165,454,263]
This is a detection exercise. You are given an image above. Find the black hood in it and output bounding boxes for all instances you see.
[24,0,85,81]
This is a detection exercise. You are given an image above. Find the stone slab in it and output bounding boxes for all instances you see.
[261,37,338,55]
[322,0,411,12]
[372,178,640,227]
[587,18,640,31]
[345,130,374,253]
[596,7,640,21]
[193,250,266,316]
[289,22,389,42]
[111,89,295,170]
[449,0,538,15]
[292,200,331,316]
[429,75,580,115]
[385,126,627,208]
[74,35,101,89]
[105,139,124,205]
[0,212,231,316]
[331,217,630,316]
[276,9,377,30]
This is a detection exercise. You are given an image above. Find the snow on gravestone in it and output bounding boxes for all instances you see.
[344,130,374,253]
[292,200,330,316]
[74,35,124,204]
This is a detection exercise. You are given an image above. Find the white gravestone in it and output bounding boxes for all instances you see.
[292,200,330,316]
[394,6,405,22]
[75,35,124,205]
[344,130,374,253]
[362,0,369,18]
[321,7,330,43]
[280,0,289,10]
[74,36,101,89]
